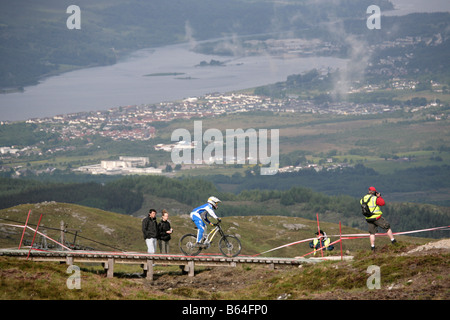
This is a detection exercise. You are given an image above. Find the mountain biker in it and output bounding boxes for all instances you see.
[190,196,222,247]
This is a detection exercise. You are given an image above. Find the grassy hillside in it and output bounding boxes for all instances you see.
[0,202,143,252]
[0,202,433,257]
[1,244,449,300]
[2,173,449,242]
[0,204,448,301]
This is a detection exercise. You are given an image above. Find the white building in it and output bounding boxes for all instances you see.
[0,147,19,154]
[119,156,149,166]
[74,156,162,175]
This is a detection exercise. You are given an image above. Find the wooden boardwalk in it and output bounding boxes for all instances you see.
[0,248,324,280]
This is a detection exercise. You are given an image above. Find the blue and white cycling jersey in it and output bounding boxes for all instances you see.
[190,203,219,243]
[190,203,218,223]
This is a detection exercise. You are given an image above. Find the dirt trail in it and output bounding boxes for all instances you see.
[402,239,450,255]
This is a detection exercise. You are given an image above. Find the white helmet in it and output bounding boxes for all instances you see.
[207,196,221,209]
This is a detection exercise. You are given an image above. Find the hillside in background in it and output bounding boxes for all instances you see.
[0,0,393,88]
[0,202,448,300]
[0,175,449,239]
[0,202,435,257]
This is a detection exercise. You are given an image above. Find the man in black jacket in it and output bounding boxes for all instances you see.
[142,208,158,253]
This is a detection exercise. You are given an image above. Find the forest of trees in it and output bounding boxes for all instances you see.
[204,164,450,205]
[1,173,448,238]
[0,178,142,214]
[0,123,57,146]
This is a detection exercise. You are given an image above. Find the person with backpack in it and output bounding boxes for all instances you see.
[360,186,396,251]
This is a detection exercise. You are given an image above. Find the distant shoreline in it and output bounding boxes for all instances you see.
[143,72,185,77]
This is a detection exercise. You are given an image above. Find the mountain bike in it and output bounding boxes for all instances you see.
[179,221,242,257]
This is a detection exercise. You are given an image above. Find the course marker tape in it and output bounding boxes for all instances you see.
[2,222,448,258]
[1,223,72,251]
[254,225,450,256]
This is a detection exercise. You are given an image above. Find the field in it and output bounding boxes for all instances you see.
[155,109,450,172]
[2,98,449,186]
[0,202,448,301]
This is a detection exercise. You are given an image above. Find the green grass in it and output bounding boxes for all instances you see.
[220,246,450,300]
[0,256,165,300]
[0,202,429,258]
[158,110,450,170]
[2,247,447,300]
[0,203,447,300]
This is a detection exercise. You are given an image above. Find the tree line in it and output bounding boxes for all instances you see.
[205,164,450,206]
[0,178,142,214]
[1,172,448,238]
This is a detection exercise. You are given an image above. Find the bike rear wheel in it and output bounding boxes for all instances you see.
[219,235,242,257]
[179,234,202,256]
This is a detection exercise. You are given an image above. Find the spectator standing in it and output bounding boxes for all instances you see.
[158,209,173,254]
[142,208,158,254]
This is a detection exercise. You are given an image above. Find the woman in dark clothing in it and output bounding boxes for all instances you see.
[158,209,173,254]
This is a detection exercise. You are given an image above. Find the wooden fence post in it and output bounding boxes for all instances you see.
[105,258,114,278]
[187,260,195,277]
[60,221,65,250]
[143,259,154,280]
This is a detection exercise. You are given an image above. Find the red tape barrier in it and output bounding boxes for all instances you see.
[2,222,449,259]
[1,222,72,251]
[254,225,450,257]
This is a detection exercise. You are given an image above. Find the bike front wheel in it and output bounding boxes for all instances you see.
[179,234,202,256]
[219,235,242,257]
